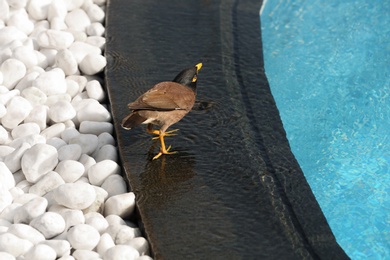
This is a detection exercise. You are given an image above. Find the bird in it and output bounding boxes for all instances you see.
[121,63,202,160]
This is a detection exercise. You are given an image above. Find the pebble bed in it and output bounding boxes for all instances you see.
[0,0,152,259]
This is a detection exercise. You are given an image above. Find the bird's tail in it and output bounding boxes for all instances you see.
[121,112,146,130]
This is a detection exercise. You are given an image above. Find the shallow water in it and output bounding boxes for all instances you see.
[261,0,390,258]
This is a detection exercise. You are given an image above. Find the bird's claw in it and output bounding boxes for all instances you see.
[152,145,177,160]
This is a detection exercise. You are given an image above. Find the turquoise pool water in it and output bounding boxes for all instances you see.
[260,0,390,259]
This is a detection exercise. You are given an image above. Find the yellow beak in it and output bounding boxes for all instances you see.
[195,63,203,72]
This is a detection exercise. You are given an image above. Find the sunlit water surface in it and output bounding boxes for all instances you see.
[261,0,390,259]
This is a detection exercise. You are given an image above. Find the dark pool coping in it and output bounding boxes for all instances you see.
[105,0,349,259]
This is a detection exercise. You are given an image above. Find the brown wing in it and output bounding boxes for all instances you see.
[128,82,195,111]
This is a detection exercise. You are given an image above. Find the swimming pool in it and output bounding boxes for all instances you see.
[260,0,390,259]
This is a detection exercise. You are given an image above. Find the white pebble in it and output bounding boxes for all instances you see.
[55,49,78,76]
[48,0,68,21]
[1,96,32,129]
[68,41,101,63]
[40,123,66,139]
[27,0,51,21]
[72,250,100,260]
[86,36,106,49]
[0,125,9,144]
[57,144,82,161]
[65,9,91,32]
[69,133,98,155]
[85,80,105,101]
[21,87,48,106]
[60,127,79,142]
[88,159,120,186]
[101,175,128,198]
[79,121,113,136]
[62,209,85,230]
[4,142,31,174]
[15,71,40,93]
[33,69,67,96]
[46,137,66,150]
[0,233,33,257]
[84,212,109,234]
[67,224,100,250]
[96,233,115,256]
[38,48,58,68]
[77,100,111,122]
[86,4,105,23]
[0,162,15,190]
[0,252,15,260]
[24,243,57,260]
[82,185,107,214]
[54,182,96,210]
[0,145,14,157]
[0,89,20,106]
[0,0,9,21]
[45,93,71,107]
[12,45,37,68]
[23,105,48,130]
[0,27,27,46]
[48,101,76,122]
[114,225,141,244]
[0,189,12,213]
[125,237,150,256]
[103,245,140,260]
[29,171,65,196]
[0,203,20,223]
[30,212,65,239]
[104,193,136,219]
[0,58,26,90]
[95,144,118,162]
[7,9,34,36]
[86,22,105,37]
[9,133,46,149]
[79,54,106,75]
[39,240,71,259]
[21,143,58,183]
[55,160,84,183]
[7,223,46,245]
[15,180,31,193]
[11,123,41,139]
[13,197,48,224]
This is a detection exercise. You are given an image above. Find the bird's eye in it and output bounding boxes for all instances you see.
[192,75,197,82]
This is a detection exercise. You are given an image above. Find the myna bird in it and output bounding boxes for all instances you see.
[121,63,202,160]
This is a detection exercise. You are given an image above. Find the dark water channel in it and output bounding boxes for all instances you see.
[105,0,348,259]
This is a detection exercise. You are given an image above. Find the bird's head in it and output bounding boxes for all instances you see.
[172,63,203,91]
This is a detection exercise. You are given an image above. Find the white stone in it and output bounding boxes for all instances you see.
[54,182,96,210]
[65,78,80,97]
[65,0,84,11]
[62,209,85,230]
[23,105,48,130]
[30,212,66,239]
[105,215,126,226]
[29,171,65,196]
[86,4,105,23]
[0,252,15,260]
[67,75,87,92]
[79,121,112,136]
[0,188,12,213]
[27,0,52,21]
[57,144,82,161]
[12,192,39,204]
[9,186,24,199]
[0,58,26,90]
[86,22,105,37]
[50,16,68,30]
[82,185,107,214]
[13,197,48,224]
[79,53,106,75]
[77,100,111,122]
[85,80,105,101]
[45,93,71,107]
[39,240,71,258]
[85,36,105,49]
[11,123,41,139]
[104,193,136,219]
[40,123,66,139]
[55,49,78,76]
[0,203,21,223]
[9,133,46,149]
[48,0,67,21]
[79,154,96,175]
[101,175,127,198]
[4,142,31,173]
[55,160,84,183]
[60,127,79,142]
[48,101,76,122]
[1,96,32,129]
[84,212,109,234]
[8,0,28,9]
[96,233,115,256]
[12,45,37,68]
[46,137,66,149]
[125,237,150,256]
[67,224,100,250]
[0,162,15,190]
[0,233,33,257]
[65,9,91,32]
[15,71,40,92]
[65,29,87,42]
[32,68,67,96]
[37,29,74,50]
[0,27,27,46]
[0,145,14,157]
[21,87,48,106]
[69,133,98,155]
[0,0,9,21]
[95,144,118,162]
[103,245,140,260]
[21,144,58,183]
[15,180,31,193]
[72,250,100,260]
[7,223,46,245]
[7,9,34,35]
[88,159,120,186]
[0,125,9,144]
[68,41,101,63]
[114,226,141,245]
[0,89,20,106]
[24,244,57,260]
[38,48,57,68]
[0,103,6,118]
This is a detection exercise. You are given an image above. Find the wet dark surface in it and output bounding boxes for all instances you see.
[105,0,349,259]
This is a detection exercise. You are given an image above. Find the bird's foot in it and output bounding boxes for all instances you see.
[152,145,177,160]
[151,129,179,140]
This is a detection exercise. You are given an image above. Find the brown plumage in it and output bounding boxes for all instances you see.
[122,63,202,159]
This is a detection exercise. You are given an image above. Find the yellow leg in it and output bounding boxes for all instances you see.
[152,132,178,160]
